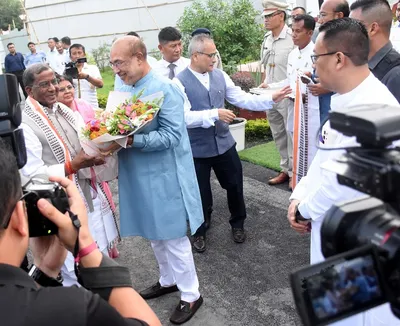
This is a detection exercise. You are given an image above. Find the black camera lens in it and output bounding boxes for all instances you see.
[321,197,400,263]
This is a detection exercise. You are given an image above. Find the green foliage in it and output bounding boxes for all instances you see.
[98,67,114,102]
[178,0,264,67]
[91,42,111,72]
[97,94,108,109]
[0,0,23,30]
[245,119,271,140]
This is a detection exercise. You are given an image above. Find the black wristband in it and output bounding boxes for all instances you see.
[79,253,132,301]
[28,265,63,287]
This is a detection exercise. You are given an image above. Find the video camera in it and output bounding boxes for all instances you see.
[64,57,87,79]
[0,74,69,237]
[290,104,400,326]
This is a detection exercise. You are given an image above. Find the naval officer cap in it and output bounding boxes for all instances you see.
[191,28,212,37]
[261,0,289,16]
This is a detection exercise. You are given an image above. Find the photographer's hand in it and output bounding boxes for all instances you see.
[288,200,309,234]
[37,176,102,268]
[77,71,104,88]
[30,236,67,278]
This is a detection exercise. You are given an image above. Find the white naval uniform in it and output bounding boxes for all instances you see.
[290,73,400,326]
[269,41,318,134]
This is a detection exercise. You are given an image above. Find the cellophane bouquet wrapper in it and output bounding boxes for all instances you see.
[78,90,163,181]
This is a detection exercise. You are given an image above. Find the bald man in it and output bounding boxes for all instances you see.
[351,0,400,103]
[107,36,204,324]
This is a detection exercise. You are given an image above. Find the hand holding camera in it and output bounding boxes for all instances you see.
[35,176,95,253]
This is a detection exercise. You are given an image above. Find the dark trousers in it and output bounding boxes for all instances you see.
[11,70,27,98]
[194,145,246,237]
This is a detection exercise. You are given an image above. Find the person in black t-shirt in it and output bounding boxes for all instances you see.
[0,140,161,326]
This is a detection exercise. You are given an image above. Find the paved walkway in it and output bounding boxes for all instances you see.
[111,161,310,326]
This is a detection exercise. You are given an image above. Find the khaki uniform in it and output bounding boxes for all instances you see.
[260,25,295,176]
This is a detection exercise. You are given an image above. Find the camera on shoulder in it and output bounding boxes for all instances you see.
[290,104,400,326]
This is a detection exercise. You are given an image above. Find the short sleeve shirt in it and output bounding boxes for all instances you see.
[73,63,102,108]
[260,25,295,84]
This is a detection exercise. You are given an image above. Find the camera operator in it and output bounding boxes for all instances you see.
[0,140,160,326]
[69,43,103,108]
[287,18,400,325]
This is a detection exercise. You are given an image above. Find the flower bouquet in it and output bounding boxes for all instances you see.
[78,90,163,181]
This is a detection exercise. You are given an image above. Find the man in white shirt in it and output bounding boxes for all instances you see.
[152,27,190,79]
[175,34,291,252]
[53,42,67,75]
[287,18,400,326]
[267,14,320,189]
[46,37,59,71]
[69,43,103,108]
[61,36,71,64]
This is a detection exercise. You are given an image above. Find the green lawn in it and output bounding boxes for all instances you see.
[239,141,281,171]
[98,67,115,97]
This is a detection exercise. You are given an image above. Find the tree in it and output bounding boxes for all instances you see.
[0,0,23,31]
[177,0,264,74]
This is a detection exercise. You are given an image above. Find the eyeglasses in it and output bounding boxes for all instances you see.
[110,56,135,69]
[58,85,74,93]
[33,78,58,90]
[109,60,127,69]
[264,11,282,20]
[197,51,218,58]
[310,51,352,64]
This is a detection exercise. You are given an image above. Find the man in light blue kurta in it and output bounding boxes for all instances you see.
[110,36,204,324]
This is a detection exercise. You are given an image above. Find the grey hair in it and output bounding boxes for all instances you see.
[23,63,53,87]
[188,34,214,56]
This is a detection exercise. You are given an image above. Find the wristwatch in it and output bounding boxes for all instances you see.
[28,265,63,287]
[85,74,90,80]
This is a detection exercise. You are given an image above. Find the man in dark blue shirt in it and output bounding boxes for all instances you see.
[4,43,27,98]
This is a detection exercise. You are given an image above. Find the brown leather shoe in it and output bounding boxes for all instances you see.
[268,172,289,185]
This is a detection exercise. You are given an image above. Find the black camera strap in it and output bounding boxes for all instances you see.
[66,209,83,285]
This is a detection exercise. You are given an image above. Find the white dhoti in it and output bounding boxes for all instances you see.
[151,236,200,302]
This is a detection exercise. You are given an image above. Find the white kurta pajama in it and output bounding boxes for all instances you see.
[20,98,118,286]
[290,73,400,326]
[269,42,320,187]
[118,71,203,303]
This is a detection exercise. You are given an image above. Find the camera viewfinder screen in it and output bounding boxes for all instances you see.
[303,254,383,322]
